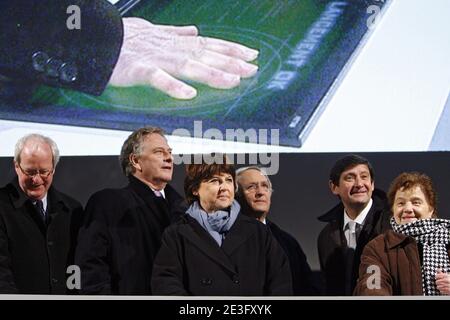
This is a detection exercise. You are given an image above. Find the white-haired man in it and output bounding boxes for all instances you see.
[0,133,83,294]
[236,166,319,295]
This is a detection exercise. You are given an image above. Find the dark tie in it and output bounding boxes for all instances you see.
[34,200,46,223]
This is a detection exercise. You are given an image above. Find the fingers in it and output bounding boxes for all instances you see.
[200,37,259,62]
[194,50,258,78]
[150,24,199,36]
[109,58,197,99]
[146,68,197,99]
[112,18,260,98]
[179,59,240,89]
[436,283,450,295]
[435,272,450,295]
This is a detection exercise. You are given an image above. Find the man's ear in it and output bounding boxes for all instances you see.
[13,161,20,175]
[129,154,141,172]
[329,180,339,195]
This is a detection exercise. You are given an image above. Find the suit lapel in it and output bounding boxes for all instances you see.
[331,219,347,249]
[179,217,237,275]
[8,180,47,234]
[356,204,380,257]
[221,215,256,256]
[128,177,171,228]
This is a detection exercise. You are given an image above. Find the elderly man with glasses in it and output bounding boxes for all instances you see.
[235,166,320,295]
[0,133,83,294]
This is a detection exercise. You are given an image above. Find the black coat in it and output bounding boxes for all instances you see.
[317,189,391,295]
[151,214,293,296]
[0,179,83,294]
[75,175,187,294]
[0,0,123,96]
[267,220,320,295]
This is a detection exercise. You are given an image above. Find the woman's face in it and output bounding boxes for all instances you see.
[393,185,434,224]
[195,173,235,213]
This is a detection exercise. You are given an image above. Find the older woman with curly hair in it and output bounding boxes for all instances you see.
[355,172,450,295]
[151,155,292,296]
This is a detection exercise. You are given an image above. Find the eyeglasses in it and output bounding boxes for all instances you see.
[244,183,271,193]
[17,163,54,179]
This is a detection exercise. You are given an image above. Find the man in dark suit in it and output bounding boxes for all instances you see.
[236,166,319,295]
[0,0,258,100]
[317,154,391,295]
[0,133,83,294]
[75,127,187,294]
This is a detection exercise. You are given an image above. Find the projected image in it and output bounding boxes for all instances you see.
[0,0,389,147]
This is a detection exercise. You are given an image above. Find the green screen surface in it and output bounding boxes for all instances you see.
[3,0,387,146]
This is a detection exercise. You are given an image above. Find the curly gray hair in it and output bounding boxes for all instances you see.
[119,127,166,176]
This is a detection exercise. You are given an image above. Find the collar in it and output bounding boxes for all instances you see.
[150,187,166,199]
[32,194,48,212]
[343,198,373,231]
[318,188,387,223]
[129,175,164,197]
[385,229,415,249]
[8,177,68,213]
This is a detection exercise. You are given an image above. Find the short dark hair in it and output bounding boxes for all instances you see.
[387,172,438,217]
[119,127,166,176]
[329,154,374,186]
[184,155,236,205]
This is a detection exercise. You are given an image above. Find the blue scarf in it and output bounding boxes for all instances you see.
[186,200,240,246]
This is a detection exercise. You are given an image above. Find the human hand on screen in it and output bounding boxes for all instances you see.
[436,270,450,295]
[109,17,259,99]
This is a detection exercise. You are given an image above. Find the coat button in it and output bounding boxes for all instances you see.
[46,58,63,78]
[200,278,212,286]
[232,276,240,284]
[32,51,49,72]
[60,62,78,83]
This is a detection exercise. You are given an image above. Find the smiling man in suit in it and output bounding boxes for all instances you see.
[317,154,391,295]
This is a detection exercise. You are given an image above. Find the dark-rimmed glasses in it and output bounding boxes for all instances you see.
[17,163,54,179]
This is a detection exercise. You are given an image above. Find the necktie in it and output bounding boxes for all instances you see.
[347,221,358,249]
[345,221,360,294]
[154,190,163,198]
[35,200,46,223]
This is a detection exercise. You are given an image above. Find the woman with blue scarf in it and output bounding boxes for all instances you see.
[355,172,450,295]
[151,156,292,295]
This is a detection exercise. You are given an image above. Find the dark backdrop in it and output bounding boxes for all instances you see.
[1,152,449,270]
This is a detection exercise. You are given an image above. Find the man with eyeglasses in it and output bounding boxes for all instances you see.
[235,166,319,295]
[0,133,83,294]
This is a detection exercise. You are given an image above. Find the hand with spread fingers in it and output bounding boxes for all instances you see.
[109,17,259,99]
[436,270,450,295]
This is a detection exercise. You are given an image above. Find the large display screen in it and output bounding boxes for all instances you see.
[0,0,390,147]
